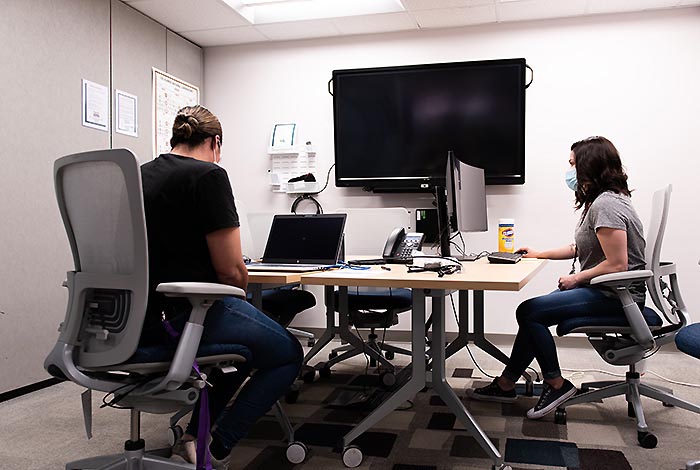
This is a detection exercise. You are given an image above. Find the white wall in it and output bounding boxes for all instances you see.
[204,8,700,335]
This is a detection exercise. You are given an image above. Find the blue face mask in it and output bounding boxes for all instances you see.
[565,168,577,191]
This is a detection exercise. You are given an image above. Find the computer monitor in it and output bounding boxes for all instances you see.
[436,151,488,258]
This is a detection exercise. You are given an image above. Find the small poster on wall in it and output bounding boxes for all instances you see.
[152,68,199,159]
[81,79,109,132]
[115,89,138,137]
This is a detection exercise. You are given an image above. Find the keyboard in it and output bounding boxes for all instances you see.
[487,251,523,264]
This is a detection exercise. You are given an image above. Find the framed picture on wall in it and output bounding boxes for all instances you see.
[152,67,199,159]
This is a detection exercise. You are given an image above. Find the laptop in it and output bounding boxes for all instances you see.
[246,213,346,272]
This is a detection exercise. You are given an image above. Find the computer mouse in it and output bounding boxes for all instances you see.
[243,255,251,264]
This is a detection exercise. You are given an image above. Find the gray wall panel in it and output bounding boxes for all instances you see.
[111,0,167,163]
[0,0,203,394]
[0,0,111,392]
[166,31,204,101]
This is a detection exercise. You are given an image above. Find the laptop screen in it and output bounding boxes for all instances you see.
[262,214,346,264]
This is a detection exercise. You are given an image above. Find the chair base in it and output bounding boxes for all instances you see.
[687,461,700,470]
[557,370,700,447]
[66,447,192,470]
[329,330,411,370]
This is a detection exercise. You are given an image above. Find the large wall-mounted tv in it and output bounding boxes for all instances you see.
[332,58,527,191]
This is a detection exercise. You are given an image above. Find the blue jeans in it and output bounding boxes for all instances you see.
[502,287,627,382]
[170,296,303,449]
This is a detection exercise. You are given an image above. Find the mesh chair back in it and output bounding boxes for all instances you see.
[54,149,148,368]
[645,185,675,322]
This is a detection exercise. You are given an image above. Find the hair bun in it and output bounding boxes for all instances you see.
[173,113,200,139]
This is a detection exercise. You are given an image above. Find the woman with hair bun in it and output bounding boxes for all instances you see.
[467,136,647,420]
[140,105,303,468]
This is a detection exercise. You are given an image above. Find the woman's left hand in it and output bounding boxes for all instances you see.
[558,274,579,291]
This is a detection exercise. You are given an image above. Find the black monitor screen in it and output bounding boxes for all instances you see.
[332,58,526,190]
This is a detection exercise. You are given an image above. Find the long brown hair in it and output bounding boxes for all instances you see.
[571,136,631,212]
[170,105,223,149]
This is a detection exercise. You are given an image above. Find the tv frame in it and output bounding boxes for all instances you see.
[332,58,527,192]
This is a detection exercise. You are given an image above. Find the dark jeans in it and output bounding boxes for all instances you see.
[170,296,303,449]
[502,287,628,382]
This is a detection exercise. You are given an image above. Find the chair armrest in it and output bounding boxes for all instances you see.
[590,270,655,350]
[157,282,245,298]
[146,282,245,392]
[590,270,652,287]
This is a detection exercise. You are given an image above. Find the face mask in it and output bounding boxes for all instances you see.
[565,168,577,191]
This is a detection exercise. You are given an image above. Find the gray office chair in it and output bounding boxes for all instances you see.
[555,185,700,448]
[43,149,306,470]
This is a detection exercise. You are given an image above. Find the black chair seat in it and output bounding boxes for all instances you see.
[556,306,663,337]
[334,288,412,311]
[247,287,316,327]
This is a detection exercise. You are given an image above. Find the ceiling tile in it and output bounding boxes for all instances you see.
[333,12,418,35]
[125,0,250,32]
[413,4,497,28]
[497,0,586,22]
[254,19,341,41]
[402,0,494,11]
[180,26,268,47]
[587,0,679,15]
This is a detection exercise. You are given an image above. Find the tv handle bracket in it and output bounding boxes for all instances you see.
[525,64,533,88]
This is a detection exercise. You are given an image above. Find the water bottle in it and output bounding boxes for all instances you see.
[498,218,515,253]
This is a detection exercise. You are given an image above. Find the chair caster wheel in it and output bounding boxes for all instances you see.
[285,389,300,404]
[554,408,567,425]
[342,445,363,468]
[319,363,332,379]
[307,339,316,347]
[380,372,396,388]
[329,351,338,359]
[492,465,512,470]
[662,401,674,407]
[167,424,184,446]
[369,358,377,368]
[286,441,307,464]
[301,366,316,384]
[384,350,395,360]
[638,431,657,449]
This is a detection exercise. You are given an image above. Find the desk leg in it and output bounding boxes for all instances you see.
[303,286,337,365]
[471,291,512,365]
[249,283,263,310]
[430,290,503,467]
[341,289,427,448]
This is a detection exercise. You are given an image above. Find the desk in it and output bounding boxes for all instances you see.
[246,271,302,310]
[300,258,547,469]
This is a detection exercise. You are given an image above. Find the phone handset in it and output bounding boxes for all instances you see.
[382,227,425,262]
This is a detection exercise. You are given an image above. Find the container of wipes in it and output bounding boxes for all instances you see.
[498,218,515,253]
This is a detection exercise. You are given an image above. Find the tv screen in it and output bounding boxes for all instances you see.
[332,58,526,190]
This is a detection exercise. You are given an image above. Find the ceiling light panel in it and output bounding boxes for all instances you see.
[224,0,405,24]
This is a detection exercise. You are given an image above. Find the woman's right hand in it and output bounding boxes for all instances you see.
[515,246,539,258]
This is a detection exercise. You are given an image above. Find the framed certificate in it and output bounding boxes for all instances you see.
[270,123,296,149]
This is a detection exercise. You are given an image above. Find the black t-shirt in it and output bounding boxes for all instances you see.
[140,153,239,341]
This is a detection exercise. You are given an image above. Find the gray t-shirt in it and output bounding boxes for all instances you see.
[574,191,646,303]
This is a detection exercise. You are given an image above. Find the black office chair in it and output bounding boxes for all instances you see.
[554,185,700,448]
[44,149,307,469]
[325,287,413,384]
[248,285,316,344]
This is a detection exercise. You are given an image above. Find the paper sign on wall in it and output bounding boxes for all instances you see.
[81,79,109,132]
[115,89,138,137]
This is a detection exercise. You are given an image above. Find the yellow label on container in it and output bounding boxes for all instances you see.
[498,223,515,253]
